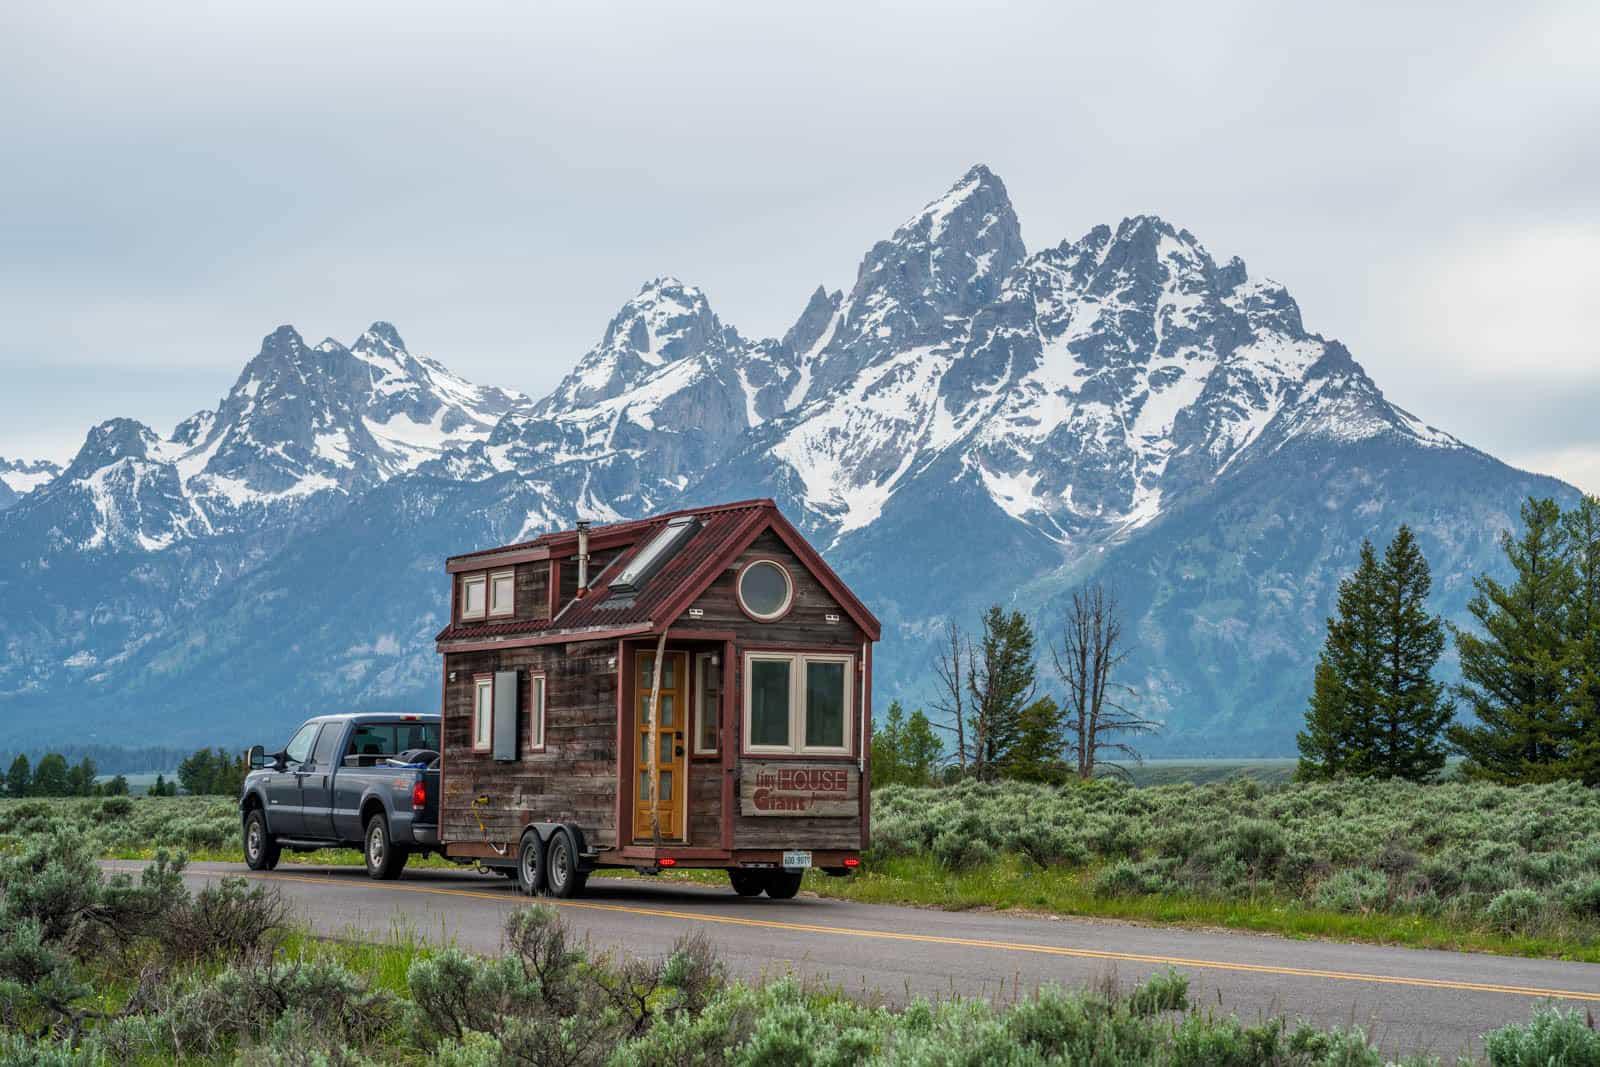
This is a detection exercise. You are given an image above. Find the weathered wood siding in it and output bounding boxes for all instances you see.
[513,561,550,623]
[558,549,622,605]
[440,639,619,848]
[677,531,866,852]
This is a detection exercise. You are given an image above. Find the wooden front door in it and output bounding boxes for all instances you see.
[633,650,687,841]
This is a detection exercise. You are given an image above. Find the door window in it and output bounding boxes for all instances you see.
[310,724,343,769]
[283,723,318,767]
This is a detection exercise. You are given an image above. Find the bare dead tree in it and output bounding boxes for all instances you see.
[1051,582,1160,780]
[930,619,971,774]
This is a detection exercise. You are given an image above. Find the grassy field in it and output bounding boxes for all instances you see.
[9,773,1600,965]
[1,829,1591,1065]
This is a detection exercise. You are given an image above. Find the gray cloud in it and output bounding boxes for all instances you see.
[2,2,1596,490]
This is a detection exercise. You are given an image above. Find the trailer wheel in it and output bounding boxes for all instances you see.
[516,832,545,896]
[727,869,765,897]
[243,809,280,871]
[545,830,584,898]
[364,814,409,880]
[765,871,803,900]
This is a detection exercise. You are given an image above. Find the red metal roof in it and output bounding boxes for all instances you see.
[435,499,880,645]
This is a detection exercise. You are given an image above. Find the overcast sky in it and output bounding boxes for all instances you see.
[2,2,1596,491]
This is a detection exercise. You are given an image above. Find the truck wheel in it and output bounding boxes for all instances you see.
[364,814,410,880]
[728,869,765,897]
[516,832,545,896]
[545,830,584,898]
[765,871,803,900]
[243,809,280,871]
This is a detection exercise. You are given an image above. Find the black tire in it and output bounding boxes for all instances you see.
[728,869,765,897]
[516,832,545,896]
[364,814,410,880]
[243,808,280,871]
[765,871,803,900]
[545,830,584,898]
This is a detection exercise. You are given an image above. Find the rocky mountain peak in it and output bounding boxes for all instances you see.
[64,418,162,479]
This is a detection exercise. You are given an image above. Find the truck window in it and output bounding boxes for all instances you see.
[346,722,441,760]
[283,723,318,767]
[309,723,343,769]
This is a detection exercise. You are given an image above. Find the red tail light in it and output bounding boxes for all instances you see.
[412,780,427,808]
[843,857,860,868]
[658,857,677,867]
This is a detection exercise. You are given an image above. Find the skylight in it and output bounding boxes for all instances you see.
[607,516,699,596]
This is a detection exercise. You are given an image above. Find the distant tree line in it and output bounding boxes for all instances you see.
[1298,495,1600,785]
[1,746,247,798]
[0,744,196,777]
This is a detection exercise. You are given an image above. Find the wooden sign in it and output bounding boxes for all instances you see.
[740,762,858,817]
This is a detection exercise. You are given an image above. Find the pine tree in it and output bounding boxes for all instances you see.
[871,702,907,788]
[1298,540,1385,778]
[1559,495,1600,784]
[968,606,1038,780]
[898,708,944,787]
[1371,526,1453,779]
[4,754,29,798]
[1003,696,1068,783]
[1298,528,1451,780]
[31,753,70,797]
[1449,498,1575,783]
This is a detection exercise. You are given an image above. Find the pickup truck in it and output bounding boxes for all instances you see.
[240,712,442,879]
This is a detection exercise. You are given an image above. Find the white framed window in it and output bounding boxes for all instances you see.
[694,653,721,755]
[742,652,852,755]
[529,672,546,751]
[461,574,487,620]
[737,560,793,621]
[472,675,493,752]
[488,569,515,617]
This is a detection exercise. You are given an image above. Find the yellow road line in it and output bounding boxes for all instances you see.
[107,864,1600,1003]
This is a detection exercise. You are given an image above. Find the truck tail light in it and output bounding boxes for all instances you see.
[412,780,427,809]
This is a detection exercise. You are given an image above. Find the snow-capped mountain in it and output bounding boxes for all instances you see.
[10,323,525,555]
[0,456,61,510]
[0,165,1576,752]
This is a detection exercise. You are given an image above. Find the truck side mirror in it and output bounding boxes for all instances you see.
[247,744,267,770]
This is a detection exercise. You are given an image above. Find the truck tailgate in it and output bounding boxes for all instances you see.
[417,766,441,825]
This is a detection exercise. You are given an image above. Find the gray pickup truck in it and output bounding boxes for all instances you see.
[240,712,442,879]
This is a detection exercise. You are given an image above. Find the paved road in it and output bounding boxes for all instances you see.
[103,861,1600,1059]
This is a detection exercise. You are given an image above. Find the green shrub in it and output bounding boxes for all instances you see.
[1481,1004,1600,1066]
[1485,888,1544,934]
[1314,868,1388,913]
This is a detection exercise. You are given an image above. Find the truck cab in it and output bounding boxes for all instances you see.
[240,712,441,879]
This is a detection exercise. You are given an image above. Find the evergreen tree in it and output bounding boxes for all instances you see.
[1561,495,1600,784]
[1298,541,1384,778]
[5,754,29,798]
[1003,696,1068,783]
[1449,498,1575,782]
[103,775,130,797]
[1371,526,1453,779]
[66,757,97,797]
[31,753,70,797]
[898,708,944,788]
[871,702,907,789]
[1299,528,1452,780]
[968,606,1037,780]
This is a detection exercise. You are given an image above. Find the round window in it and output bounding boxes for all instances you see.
[738,560,793,620]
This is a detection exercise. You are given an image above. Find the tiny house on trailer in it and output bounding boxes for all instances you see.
[434,498,880,899]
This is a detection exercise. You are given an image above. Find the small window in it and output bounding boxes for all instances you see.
[489,570,515,617]
[694,653,721,755]
[742,652,852,755]
[748,656,792,748]
[461,574,487,620]
[529,673,546,750]
[738,560,793,621]
[472,676,494,751]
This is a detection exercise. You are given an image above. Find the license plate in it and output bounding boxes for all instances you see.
[782,850,812,870]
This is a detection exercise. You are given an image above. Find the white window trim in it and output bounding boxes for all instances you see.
[693,653,720,756]
[472,675,493,752]
[488,569,515,617]
[529,672,547,751]
[741,651,853,756]
[737,560,794,622]
[461,574,487,620]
